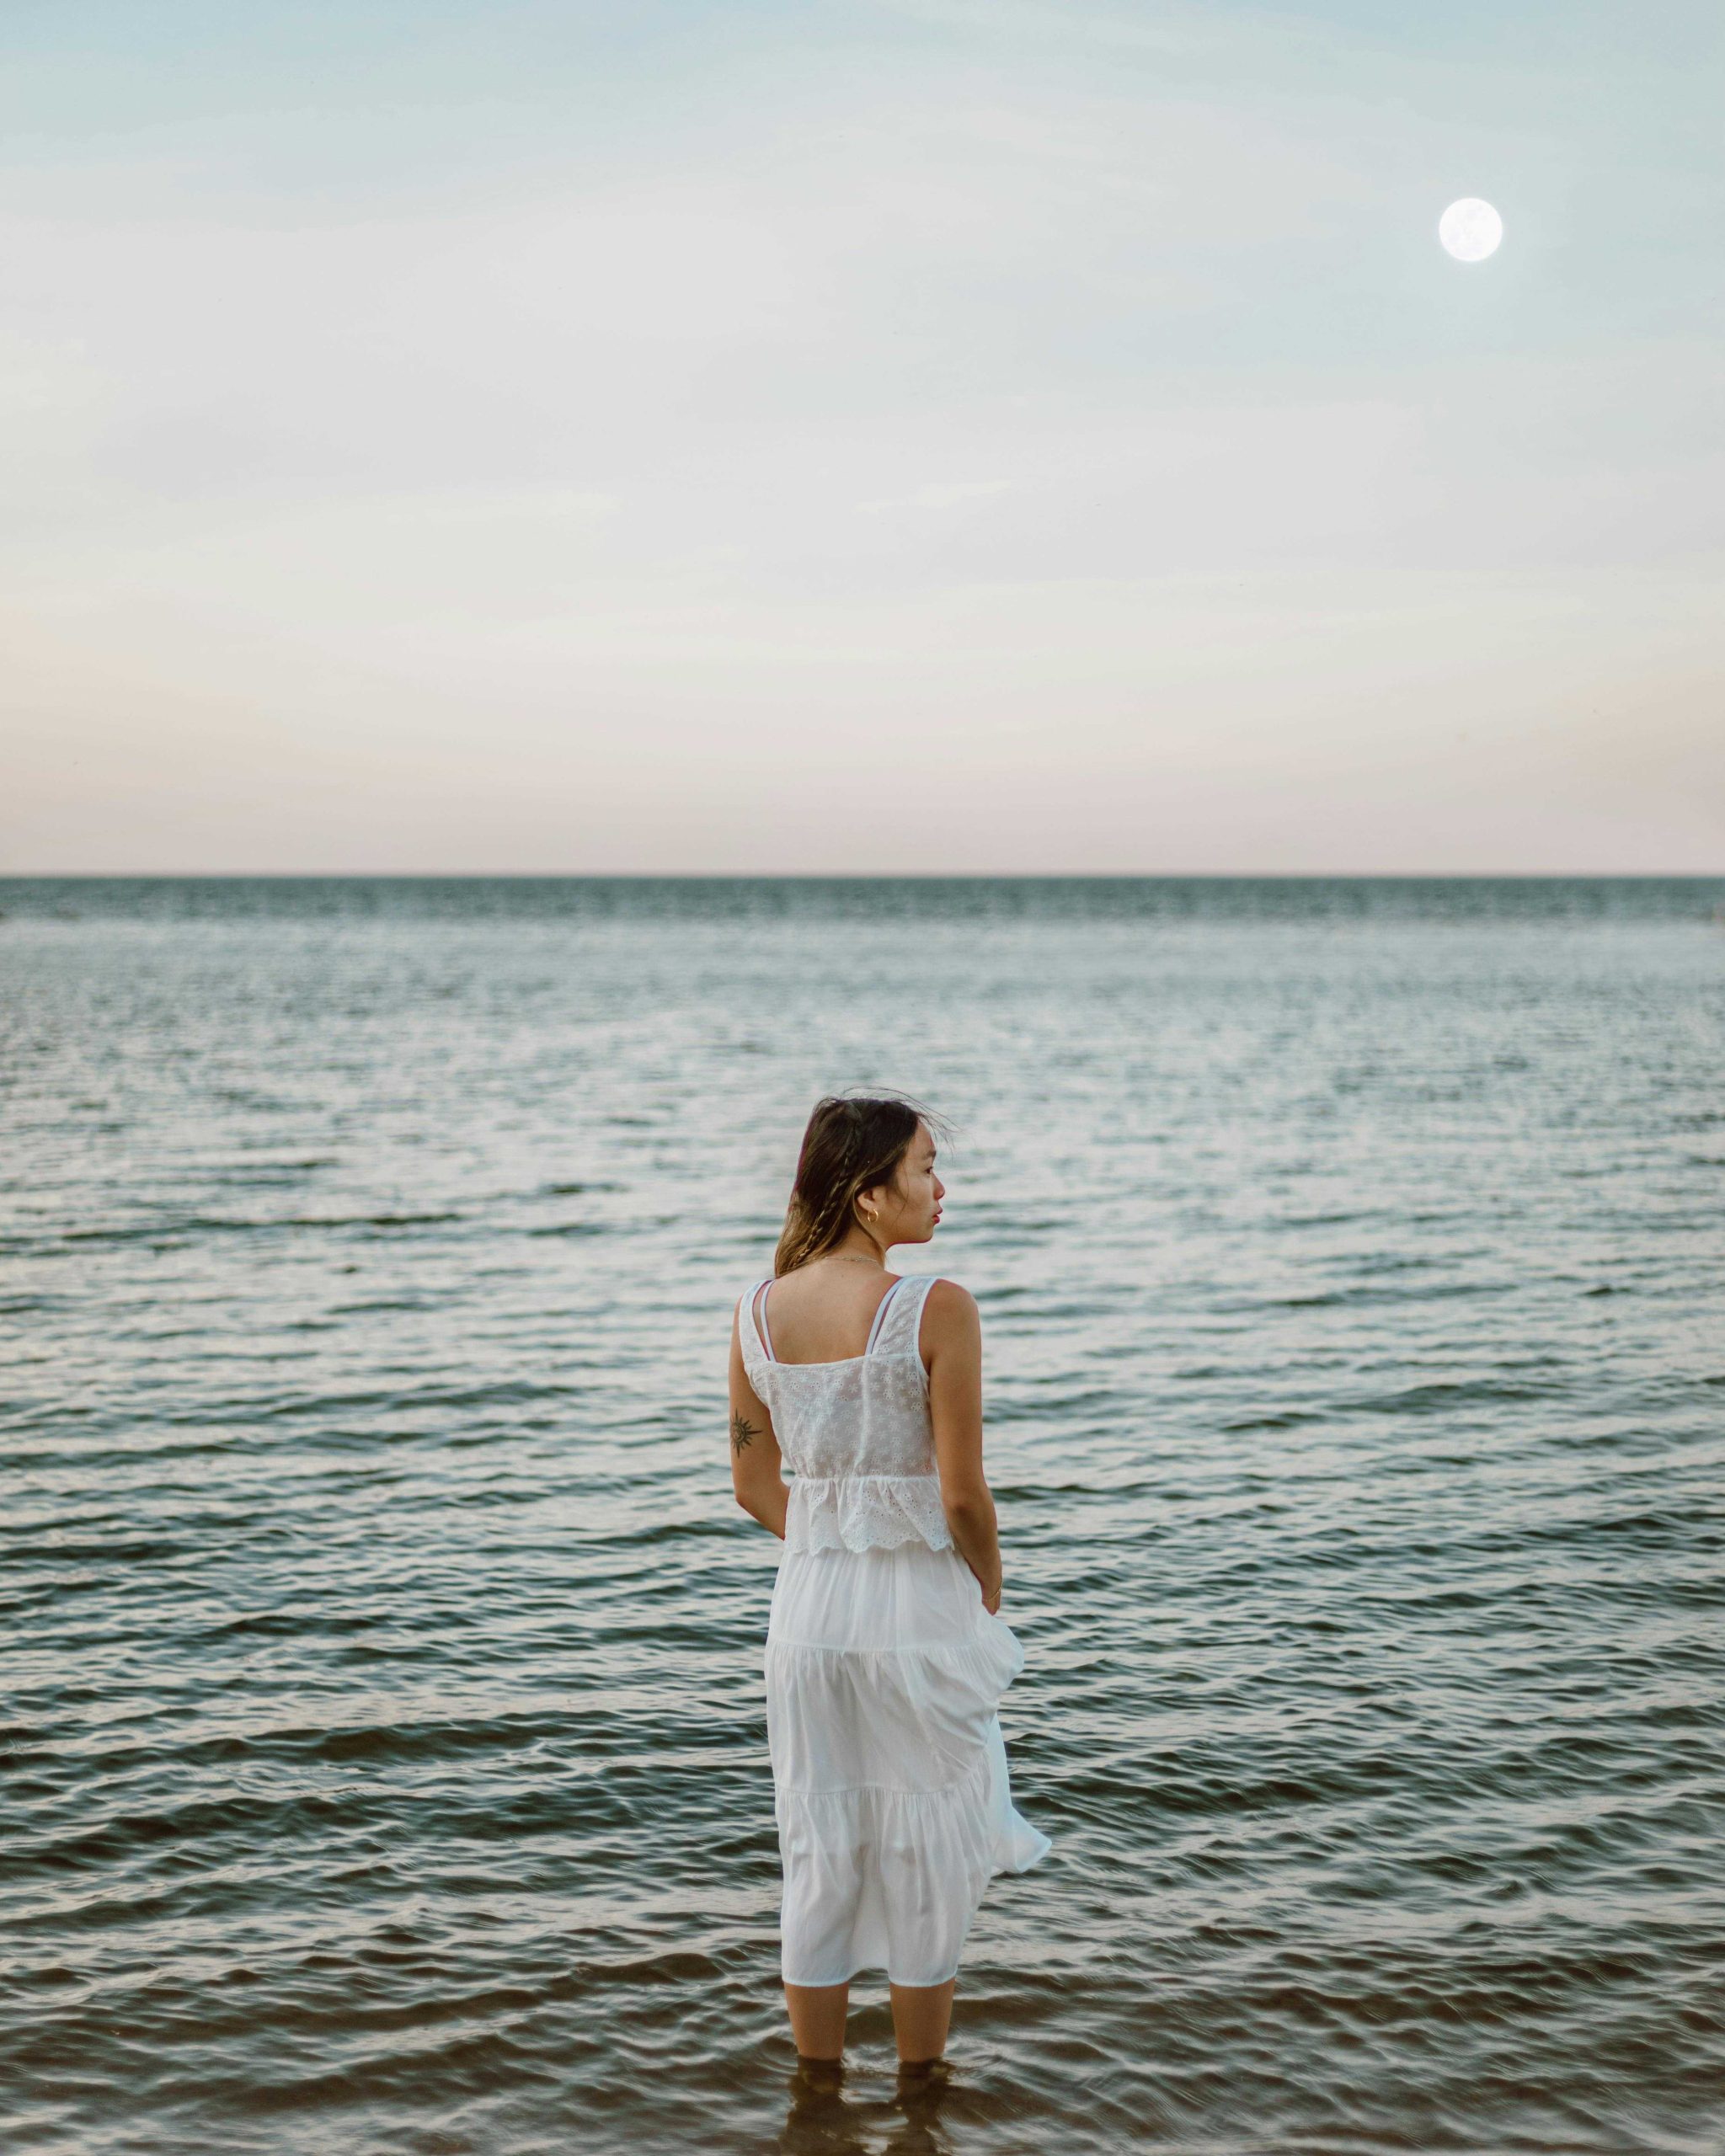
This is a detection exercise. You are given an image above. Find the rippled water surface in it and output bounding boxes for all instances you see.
[4,877,1724,2156]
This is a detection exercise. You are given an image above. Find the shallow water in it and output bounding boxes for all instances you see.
[3,876,1723,2155]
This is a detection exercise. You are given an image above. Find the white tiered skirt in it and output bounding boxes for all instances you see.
[766,1540,1052,1988]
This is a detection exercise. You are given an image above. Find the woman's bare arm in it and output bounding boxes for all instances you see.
[729,1311,788,1539]
[924,1279,1002,1613]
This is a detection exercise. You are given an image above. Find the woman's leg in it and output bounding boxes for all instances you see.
[784,1980,850,2061]
[888,1978,955,2063]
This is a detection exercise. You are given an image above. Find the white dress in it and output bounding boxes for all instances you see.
[739,1271,1052,1988]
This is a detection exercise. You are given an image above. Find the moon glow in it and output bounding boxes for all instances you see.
[1439,198,1503,262]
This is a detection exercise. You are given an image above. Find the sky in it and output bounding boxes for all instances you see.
[3,0,1721,873]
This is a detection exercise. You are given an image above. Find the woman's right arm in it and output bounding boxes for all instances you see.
[925,1279,1003,1614]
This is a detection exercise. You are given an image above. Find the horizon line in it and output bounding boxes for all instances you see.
[2,870,1722,884]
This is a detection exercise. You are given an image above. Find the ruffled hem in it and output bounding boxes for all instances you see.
[776,1732,1049,1868]
[785,1473,952,1554]
[774,1736,1052,1986]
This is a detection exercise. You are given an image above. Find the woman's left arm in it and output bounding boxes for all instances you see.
[729,1311,788,1538]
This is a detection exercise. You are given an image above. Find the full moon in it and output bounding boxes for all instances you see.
[1439,197,1503,262]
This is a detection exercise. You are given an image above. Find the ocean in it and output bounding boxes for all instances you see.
[3,875,1722,2155]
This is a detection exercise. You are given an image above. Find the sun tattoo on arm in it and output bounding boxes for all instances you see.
[730,1410,760,1457]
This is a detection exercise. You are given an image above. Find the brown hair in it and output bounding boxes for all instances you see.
[773,1094,941,1276]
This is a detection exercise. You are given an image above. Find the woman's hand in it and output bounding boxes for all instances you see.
[981,1578,1002,1616]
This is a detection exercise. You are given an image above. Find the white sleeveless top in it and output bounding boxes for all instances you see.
[737,1272,952,1556]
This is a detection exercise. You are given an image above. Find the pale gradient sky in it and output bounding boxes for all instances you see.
[3,0,1722,873]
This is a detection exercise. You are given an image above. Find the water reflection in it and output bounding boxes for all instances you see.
[777,2057,956,2154]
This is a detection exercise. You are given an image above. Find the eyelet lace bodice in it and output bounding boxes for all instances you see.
[737,1273,951,1554]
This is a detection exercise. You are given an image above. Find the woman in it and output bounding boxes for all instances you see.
[729,1094,1051,2077]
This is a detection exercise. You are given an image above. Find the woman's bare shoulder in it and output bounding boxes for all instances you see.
[921,1276,980,1336]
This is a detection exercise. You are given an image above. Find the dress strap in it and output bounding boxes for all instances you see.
[738,1277,776,1367]
[868,1273,938,1363]
[862,1274,907,1355]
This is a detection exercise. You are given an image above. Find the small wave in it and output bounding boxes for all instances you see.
[55,1212,462,1246]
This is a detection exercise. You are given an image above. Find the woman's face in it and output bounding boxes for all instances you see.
[866,1121,945,1246]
